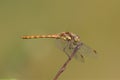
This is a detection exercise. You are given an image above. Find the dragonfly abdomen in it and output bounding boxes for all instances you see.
[22,35,60,39]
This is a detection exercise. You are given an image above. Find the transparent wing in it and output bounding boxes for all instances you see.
[56,39,74,57]
[56,39,97,62]
[75,42,97,62]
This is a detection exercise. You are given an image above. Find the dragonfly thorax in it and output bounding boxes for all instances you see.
[59,32,80,43]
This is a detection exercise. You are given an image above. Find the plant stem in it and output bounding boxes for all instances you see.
[53,43,81,80]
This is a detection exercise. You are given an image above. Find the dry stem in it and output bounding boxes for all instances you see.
[53,43,81,80]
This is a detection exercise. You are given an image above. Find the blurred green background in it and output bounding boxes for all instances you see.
[0,0,120,80]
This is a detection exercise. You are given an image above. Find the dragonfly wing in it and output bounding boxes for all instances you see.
[74,42,97,62]
[56,39,74,57]
[56,39,85,63]
[74,53,85,62]
[56,39,97,62]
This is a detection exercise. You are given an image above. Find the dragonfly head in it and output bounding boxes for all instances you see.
[72,33,80,45]
[73,34,80,42]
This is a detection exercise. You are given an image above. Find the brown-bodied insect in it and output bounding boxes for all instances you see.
[22,32,97,62]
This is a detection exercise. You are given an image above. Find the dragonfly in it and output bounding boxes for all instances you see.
[22,32,97,62]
